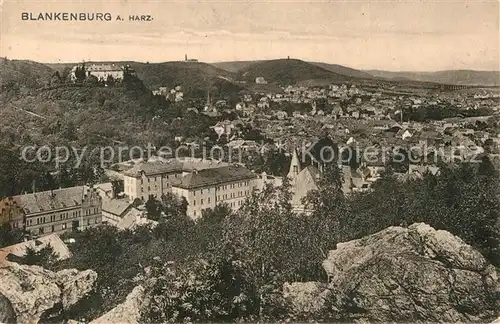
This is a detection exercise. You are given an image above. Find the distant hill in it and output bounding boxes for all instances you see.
[212,60,372,80]
[132,61,240,96]
[237,59,351,85]
[211,61,260,73]
[0,59,55,90]
[309,62,374,79]
[366,70,500,86]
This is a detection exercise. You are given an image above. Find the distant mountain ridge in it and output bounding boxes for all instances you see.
[211,61,260,73]
[212,59,499,86]
[235,59,351,85]
[212,60,373,80]
[308,62,374,79]
[4,59,498,94]
[0,59,55,90]
[365,69,500,86]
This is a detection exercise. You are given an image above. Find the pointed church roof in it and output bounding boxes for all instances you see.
[291,165,321,208]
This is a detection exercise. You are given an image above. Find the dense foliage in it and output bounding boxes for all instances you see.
[21,244,60,267]
[0,145,106,198]
[0,223,25,248]
[343,157,500,263]
[142,158,499,322]
[32,156,498,322]
[0,58,54,96]
[403,103,496,122]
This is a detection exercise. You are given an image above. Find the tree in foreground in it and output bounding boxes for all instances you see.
[23,244,59,268]
[0,223,25,248]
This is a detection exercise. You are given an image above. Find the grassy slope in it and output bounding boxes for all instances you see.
[211,61,262,73]
[0,59,55,90]
[309,62,374,79]
[238,59,351,85]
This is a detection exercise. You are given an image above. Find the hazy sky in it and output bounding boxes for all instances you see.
[1,0,499,71]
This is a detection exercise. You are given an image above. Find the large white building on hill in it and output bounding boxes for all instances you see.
[70,63,125,82]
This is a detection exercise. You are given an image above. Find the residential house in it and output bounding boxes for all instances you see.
[241,104,256,116]
[212,120,236,138]
[274,110,288,120]
[152,87,169,96]
[350,169,371,192]
[227,139,260,153]
[404,164,441,181]
[0,234,71,265]
[101,198,140,226]
[255,172,283,191]
[175,92,184,102]
[255,77,268,84]
[116,208,155,231]
[235,102,245,111]
[401,129,413,140]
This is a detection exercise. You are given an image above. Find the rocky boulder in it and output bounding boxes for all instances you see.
[282,281,331,318]
[284,223,499,322]
[90,285,145,324]
[0,263,97,324]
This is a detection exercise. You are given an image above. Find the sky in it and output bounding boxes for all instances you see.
[0,0,499,71]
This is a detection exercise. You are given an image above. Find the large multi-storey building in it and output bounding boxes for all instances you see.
[0,186,102,237]
[121,158,259,219]
[123,158,234,202]
[123,159,183,201]
[171,165,258,219]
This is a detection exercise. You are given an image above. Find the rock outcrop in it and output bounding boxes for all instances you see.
[283,281,330,318]
[89,285,145,324]
[0,263,97,324]
[284,223,499,322]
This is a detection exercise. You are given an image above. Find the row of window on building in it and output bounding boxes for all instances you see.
[193,190,251,207]
[139,173,179,185]
[192,181,252,197]
[215,181,251,192]
[35,217,100,235]
[26,208,100,227]
[192,200,245,217]
[141,184,168,193]
[217,190,250,202]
